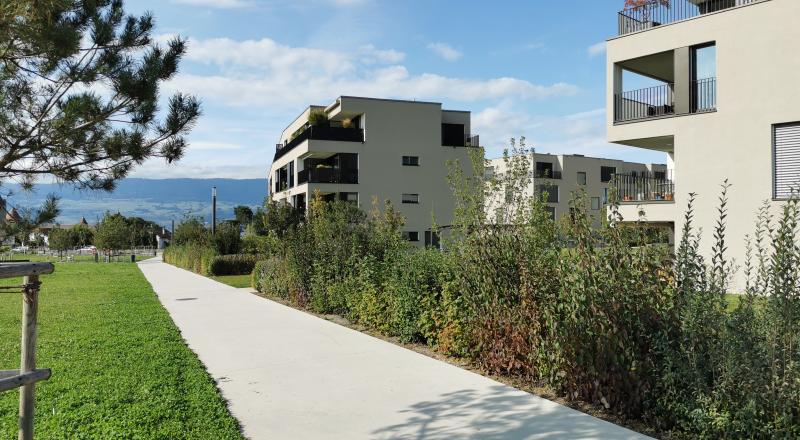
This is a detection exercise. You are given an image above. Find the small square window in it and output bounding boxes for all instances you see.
[402,156,420,166]
[339,192,358,203]
[403,231,419,242]
[577,172,587,186]
[402,194,419,204]
[591,197,600,210]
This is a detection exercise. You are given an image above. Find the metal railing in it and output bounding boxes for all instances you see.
[275,126,364,161]
[618,0,765,36]
[297,167,358,184]
[533,170,563,180]
[615,174,675,202]
[615,83,675,122]
[691,77,717,113]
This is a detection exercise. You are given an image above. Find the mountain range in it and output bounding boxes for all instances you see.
[3,178,268,227]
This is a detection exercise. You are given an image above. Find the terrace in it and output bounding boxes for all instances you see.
[617,0,766,36]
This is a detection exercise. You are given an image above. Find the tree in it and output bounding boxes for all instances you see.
[126,216,160,247]
[233,205,254,227]
[94,212,129,254]
[48,227,72,257]
[0,0,201,191]
[70,223,94,247]
[173,217,208,246]
[212,220,241,255]
[3,194,60,244]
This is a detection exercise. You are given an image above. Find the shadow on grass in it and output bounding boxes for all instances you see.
[371,385,648,440]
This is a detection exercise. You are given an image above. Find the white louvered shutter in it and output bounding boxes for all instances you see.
[774,123,800,199]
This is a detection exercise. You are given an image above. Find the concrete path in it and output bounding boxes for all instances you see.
[138,257,651,440]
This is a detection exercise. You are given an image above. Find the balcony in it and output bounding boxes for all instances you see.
[533,170,562,180]
[297,167,358,185]
[618,0,765,36]
[275,125,364,161]
[614,78,716,123]
[615,174,675,203]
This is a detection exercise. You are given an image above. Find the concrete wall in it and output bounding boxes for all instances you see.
[607,0,800,289]
[269,96,475,245]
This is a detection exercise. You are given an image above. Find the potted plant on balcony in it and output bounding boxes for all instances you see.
[624,0,670,31]
[308,109,329,127]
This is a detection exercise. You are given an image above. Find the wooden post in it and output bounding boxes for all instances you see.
[18,274,39,440]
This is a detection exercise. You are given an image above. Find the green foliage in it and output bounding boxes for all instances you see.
[163,243,217,276]
[173,217,209,246]
[307,109,329,127]
[233,205,254,226]
[0,0,201,190]
[212,220,241,255]
[47,227,72,252]
[0,263,242,438]
[93,212,130,252]
[208,254,262,276]
[126,216,162,247]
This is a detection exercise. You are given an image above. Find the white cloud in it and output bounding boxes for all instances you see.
[587,41,606,57]
[171,0,253,8]
[426,42,463,62]
[168,37,577,110]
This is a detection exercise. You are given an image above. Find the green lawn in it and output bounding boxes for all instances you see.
[211,274,252,289]
[0,263,243,439]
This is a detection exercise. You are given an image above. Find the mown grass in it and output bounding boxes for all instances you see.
[211,274,252,289]
[0,263,242,439]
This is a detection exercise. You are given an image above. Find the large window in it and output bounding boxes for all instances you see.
[692,43,717,112]
[402,193,419,204]
[601,166,616,183]
[535,161,555,178]
[774,122,800,199]
[425,231,441,249]
[535,184,559,203]
[577,172,587,186]
[288,160,295,188]
[544,206,556,221]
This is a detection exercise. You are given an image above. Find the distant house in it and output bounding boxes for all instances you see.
[156,228,172,249]
[32,217,93,246]
[0,198,18,245]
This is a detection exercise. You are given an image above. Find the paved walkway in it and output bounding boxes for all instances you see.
[138,257,650,440]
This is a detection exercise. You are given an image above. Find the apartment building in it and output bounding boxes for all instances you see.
[607,0,799,288]
[485,153,667,224]
[268,96,478,246]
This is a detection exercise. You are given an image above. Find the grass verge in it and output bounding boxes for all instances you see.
[210,274,252,289]
[0,262,242,439]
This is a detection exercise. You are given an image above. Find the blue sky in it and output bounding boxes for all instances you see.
[128,0,667,179]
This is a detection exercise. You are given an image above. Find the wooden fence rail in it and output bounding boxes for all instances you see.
[0,262,55,440]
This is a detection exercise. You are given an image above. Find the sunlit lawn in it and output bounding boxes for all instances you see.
[0,262,242,438]
[211,274,252,289]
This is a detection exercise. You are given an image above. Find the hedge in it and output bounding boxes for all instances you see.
[163,244,216,275]
[208,254,263,276]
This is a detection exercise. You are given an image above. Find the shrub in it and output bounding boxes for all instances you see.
[163,243,216,275]
[207,254,262,276]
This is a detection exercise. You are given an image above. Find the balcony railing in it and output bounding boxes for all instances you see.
[275,126,364,161]
[691,77,717,113]
[533,170,563,180]
[615,83,675,122]
[615,174,675,203]
[618,0,765,36]
[297,168,358,185]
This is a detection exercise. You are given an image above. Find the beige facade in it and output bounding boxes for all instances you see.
[606,0,799,289]
[268,96,477,246]
[485,153,666,224]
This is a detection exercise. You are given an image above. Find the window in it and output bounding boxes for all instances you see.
[692,43,717,112]
[591,197,601,210]
[402,194,419,204]
[535,184,559,203]
[338,192,358,203]
[544,206,556,221]
[402,156,420,166]
[402,231,419,242]
[774,122,800,199]
[577,172,587,186]
[601,166,616,183]
[288,161,295,188]
[603,188,610,204]
[654,171,666,180]
[425,231,441,249]
[535,162,555,178]
[441,123,465,146]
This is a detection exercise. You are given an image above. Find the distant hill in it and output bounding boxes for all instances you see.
[4,178,268,227]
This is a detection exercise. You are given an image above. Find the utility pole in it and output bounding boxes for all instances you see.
[211,186,217,235]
